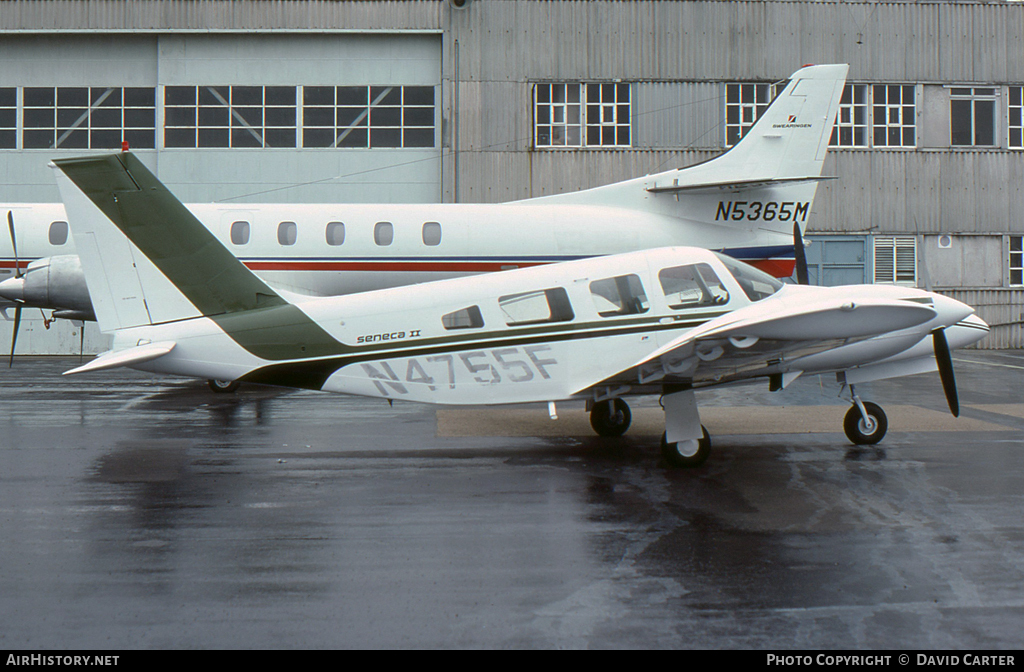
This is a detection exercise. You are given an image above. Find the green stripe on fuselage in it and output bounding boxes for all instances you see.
[239,313,724,390]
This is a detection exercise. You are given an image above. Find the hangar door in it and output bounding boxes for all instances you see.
[0,33,442,204]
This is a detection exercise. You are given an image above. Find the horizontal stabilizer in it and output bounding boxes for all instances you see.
[63,341,176,375]
[646,176,838,195]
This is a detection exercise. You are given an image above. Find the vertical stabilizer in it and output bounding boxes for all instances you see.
[52,153,286,333]
[521,64,849,215]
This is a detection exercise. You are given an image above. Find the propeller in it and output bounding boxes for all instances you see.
[932,327,959,417]
[793,221,809,285]
[7,211,21,280]
[7,210,23,367]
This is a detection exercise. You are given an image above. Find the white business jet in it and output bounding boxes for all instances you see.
[3,63,849,361]
[52,151,987,467]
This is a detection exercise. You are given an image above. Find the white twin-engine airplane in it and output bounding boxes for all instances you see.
[52,151,988,467]
[3,63,847,342]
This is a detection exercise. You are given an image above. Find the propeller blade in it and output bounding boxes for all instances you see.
[793,222,809,285]
[932,327,959,417]
[9,303,21,368]
[7,210,21,279]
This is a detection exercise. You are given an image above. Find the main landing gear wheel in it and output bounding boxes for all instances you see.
[590,398,632,437]
[661,425,711,468]
[208,379,241,394]
[843,402,888,445]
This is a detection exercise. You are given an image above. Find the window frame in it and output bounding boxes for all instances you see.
[950,86,998,148]
[1008,86,1023,150]
[1010,235,1023,287]
[872,84,917,149]
[534,82,631,149]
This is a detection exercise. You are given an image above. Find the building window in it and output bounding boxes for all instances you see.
[725,83,771,147]
[534,83,630,148]
[950,87,996,147]
[873,236,916,285]
[872,85,916,148]
[1008,86,1023,149]
[164,85,296,148]
[535,83,582,147]
[302,85,434,149]
[1010,236,1023,287]
[830,84,869,147]
[0,88,15,149]
[586,83,630,147]
[22,87,156,150]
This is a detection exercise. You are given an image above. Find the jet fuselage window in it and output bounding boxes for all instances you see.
[712,252,783,301]
[422,221,442,246]
[374,221,394,246]
[277,221,297,246]
[658,263,730,309]
[230,220,250,245]
[48,221,69,246]
[326,221,345,246]
[498,287,574,326]
[590,274,649,317]
[442,305,484,330]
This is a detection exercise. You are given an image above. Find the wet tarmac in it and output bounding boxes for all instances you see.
[1,352,1023,649]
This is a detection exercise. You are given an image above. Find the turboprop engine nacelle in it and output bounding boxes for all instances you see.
[0,254,95,320]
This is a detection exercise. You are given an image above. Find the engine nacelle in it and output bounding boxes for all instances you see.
[0,255,95,319]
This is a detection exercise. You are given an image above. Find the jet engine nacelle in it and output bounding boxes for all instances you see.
[0,255,95,320]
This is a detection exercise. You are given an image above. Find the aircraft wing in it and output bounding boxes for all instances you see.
[576,291,939,394]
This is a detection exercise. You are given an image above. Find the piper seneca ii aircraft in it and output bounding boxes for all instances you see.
[3,63,850,362]
[52,152,988,467]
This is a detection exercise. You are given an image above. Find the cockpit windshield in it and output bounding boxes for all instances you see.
[713,252,785,302]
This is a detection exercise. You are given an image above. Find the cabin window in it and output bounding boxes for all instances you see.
[658,263,730,309]
[374,221,394,246]
[442,305,484,330]
[48,221,69,246]
[589,274,649,317]
[326,221,345,246]
[422,221,442,246]
[713,253,783,301]
[230,220,250,245]
[498,287,574,326]
[277,221,297,246]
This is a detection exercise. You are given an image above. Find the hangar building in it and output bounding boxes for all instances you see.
[1,0,1021,353]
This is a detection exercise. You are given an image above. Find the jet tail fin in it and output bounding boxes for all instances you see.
[52,153,286,333]
[521,64,849,224]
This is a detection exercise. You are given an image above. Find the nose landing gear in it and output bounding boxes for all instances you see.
[843,385,888,445]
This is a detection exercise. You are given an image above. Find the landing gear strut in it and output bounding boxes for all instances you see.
[843,385,888,445]
[661,425,711,468]
[590,398,632,437]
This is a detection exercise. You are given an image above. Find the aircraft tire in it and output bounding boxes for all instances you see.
[590,398,632,437]
[208,379,241,394]
[843,402,888,445]
[661,426,711,468]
